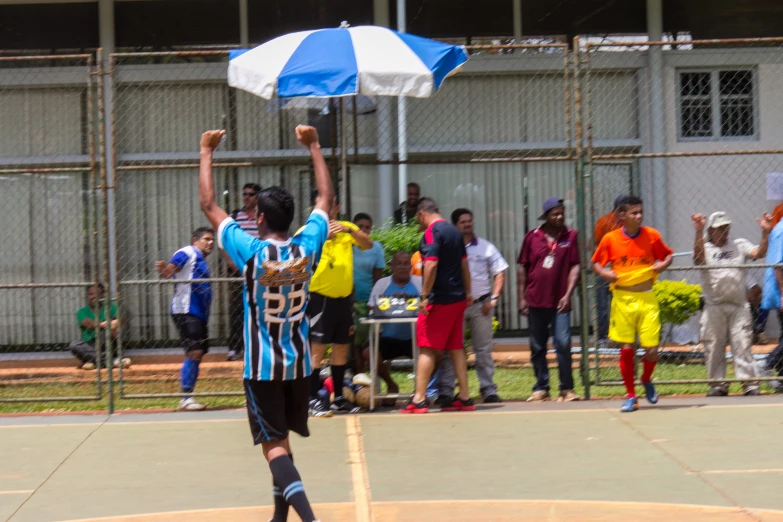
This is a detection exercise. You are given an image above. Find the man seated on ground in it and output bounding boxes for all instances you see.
[364,251,422,395]
[69,283,131,370]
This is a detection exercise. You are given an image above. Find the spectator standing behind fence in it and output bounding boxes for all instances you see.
[225,183,262,362]
[156,227,215,412]
[394,182,421,224]
[69,283,131,370]
[518,198,581,403]
[760,218,783,387]
[305,199,374,416]
[351,212,385,375]
[747,280,770,345]
[401,198,475,414]
[434,208,508,404]
[364,251,422,395]
[592,196,673,413]
[593,195,626,347]
[692,211,771,397]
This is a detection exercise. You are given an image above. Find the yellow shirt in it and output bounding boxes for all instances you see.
[304,221,359,298]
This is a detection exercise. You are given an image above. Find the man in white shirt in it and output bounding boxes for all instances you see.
[692,210,772,396]
[434,208,509,403]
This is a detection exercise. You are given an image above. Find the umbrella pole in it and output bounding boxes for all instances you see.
[340,97,349,217]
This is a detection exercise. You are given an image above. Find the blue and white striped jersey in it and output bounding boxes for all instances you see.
[218,209,329,381]
[169,245,212,322]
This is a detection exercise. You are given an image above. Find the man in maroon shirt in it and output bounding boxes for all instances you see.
[518,197,581,402]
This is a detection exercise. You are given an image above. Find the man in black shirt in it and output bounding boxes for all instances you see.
[393,182,421,224]
[400,198,475,414]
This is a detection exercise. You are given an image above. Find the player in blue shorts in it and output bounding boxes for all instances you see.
[198,125,332,522]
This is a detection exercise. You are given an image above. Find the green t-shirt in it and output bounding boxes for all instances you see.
[76,304,118,343]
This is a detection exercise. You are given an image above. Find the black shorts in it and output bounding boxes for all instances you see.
[244,378,310,444]
[307,292,353,344]
[172,314,209,354]
[379,337,413,360]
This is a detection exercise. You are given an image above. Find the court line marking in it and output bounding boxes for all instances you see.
[1,399,782,428]
[346,416,373,522]
[0,490,34,496]
[699,469,783,475]
[59,503,354,522]
[6,416,110,521]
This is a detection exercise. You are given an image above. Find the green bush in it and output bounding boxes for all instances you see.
[652,279,702,327]
[370,220,422,273]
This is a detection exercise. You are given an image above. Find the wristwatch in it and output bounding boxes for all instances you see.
[420,294,429,300]
[490,294,500,301]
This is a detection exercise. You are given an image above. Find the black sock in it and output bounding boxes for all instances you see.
[269,454,315,522]
[309,368,321,399]
[271,454,294,522]
[331,364,346,399]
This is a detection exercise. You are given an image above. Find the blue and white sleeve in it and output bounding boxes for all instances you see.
[217,217,260,271]
[295,209,329,264]
[169,250,190,269]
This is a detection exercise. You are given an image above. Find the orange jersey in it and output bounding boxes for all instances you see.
[773,203,783,226]
[593,211,621,246]
[411,251,423,276]
[591,227,673,285]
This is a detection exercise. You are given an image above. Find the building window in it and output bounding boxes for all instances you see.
[679,70,756,140]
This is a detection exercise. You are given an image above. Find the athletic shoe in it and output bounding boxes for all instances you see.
[399,399,429,414]
[557,390,581,402]
[744,387,761,396]
[113,358,131,369]
[225,350,242,361]
[434,395,453,409]
[526,390,550,402]
[483,394,503,404]
[177,398,206,411]
[308,398,333,418]
[706,387,728,397]
[81,362,96,371]
[620,397,638,412]
[642,381,658,404]
[331,396,362,414]
[441,396,476,412]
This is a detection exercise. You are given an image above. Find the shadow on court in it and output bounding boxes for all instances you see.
[1,396,783,522]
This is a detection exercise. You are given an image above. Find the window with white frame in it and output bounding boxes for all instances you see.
[679,69,756,140]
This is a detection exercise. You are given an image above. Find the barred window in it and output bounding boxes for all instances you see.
[679,70,756,140]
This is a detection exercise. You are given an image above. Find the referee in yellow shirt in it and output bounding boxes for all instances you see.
[306,198,373,416]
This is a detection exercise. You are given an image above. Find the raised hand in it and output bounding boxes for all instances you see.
[296,125,320,147]
[757,212,774,234]
[200,130,226,151]
[691,213,706,232]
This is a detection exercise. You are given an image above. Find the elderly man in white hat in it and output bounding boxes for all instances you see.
[692,210,773,396]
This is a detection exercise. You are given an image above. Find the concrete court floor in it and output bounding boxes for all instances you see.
[1,396,783,522]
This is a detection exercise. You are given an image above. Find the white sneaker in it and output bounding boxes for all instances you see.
[81,362,96,371]
[113,358,132,369]
[178,398,206,411]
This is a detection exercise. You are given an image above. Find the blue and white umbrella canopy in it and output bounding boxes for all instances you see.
[228,25,468,100]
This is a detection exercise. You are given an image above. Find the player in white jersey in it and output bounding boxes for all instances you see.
[198,126,332,522]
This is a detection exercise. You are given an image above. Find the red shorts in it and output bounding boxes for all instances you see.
[416,300,467,351]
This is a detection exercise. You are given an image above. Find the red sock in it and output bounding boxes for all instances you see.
[642,357,657,383]
[619,348,636,398]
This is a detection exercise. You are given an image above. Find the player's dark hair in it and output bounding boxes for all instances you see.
[258,186,296,233]
[391,251,411,263]
[191,227,215,242]
[353,212,372,224]
[417,197,439,214]
[407,182,420,192]
[243,183,262,194]
[87,283,105,295]
[619,195,643,211]
[451,208,473,225]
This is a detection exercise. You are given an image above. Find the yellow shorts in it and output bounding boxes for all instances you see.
[609,289,661,348]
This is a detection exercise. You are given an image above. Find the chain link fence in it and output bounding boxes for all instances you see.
[579,38,783,395]
[0,54,104,405]
[4,38,783,408]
